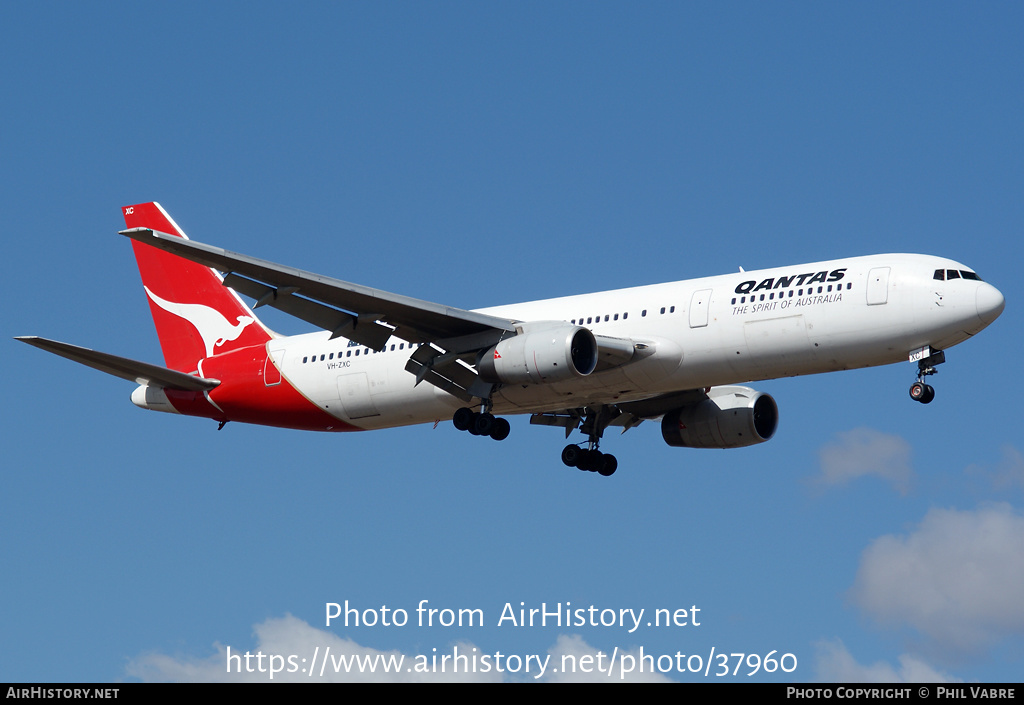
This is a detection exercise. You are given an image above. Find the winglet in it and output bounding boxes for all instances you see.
[122,202,189,238]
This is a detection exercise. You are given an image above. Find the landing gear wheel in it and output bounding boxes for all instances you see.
[909,382,925,402]
[489,417,511,441]
[921,384,935,404]
[577,449,596,471]
[561,444,581,467]
[452,407,474,431]
[909,382,935,404]
[597,454,618,477]
[472,412,495,436]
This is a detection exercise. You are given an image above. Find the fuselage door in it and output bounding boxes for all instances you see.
[337,372,381,419]
[689,289,712,328]
[264,348,284,386]
[866,267,890,306]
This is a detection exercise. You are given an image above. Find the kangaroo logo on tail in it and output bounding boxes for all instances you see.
[145,286,255,359]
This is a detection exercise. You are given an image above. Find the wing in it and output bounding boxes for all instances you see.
[120,227,647,403]
[120,228,517,350]
[15,336,220,391]
[121,227,527,402]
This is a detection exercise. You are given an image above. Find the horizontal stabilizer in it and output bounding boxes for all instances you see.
[15,336,220,391]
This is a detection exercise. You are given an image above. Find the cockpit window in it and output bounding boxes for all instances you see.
[934,268,983,282]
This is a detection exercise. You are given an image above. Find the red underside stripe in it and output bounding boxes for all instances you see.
[167,345,361,432]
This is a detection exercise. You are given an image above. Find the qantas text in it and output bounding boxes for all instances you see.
[734,268,847,295]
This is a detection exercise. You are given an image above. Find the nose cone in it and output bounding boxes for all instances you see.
[976,282,1005,327]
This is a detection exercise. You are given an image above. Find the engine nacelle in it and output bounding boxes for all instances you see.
[661,386,778,449]
[478,323,598,385]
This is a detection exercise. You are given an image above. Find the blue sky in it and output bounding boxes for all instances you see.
[2,3,1022,682]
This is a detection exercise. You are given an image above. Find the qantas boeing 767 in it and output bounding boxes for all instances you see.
[18,202,1005,476]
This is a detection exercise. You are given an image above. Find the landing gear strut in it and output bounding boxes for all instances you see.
[909,349,944,404]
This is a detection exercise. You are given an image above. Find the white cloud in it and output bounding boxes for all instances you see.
[813,639,960,683]
[127,614,500,682]
[126,615,672,682]
[543,634,672,683]
[814,428,913,494]
[967,445,1024,493]
[848,504,1024,654]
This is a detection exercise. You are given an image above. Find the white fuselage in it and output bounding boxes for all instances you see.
[269,254,1003,430]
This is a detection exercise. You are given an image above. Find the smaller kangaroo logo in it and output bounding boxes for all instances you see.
[145,287,255,358]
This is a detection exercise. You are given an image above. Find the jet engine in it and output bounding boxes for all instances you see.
[478,323,598,385]
[661,386,778,449]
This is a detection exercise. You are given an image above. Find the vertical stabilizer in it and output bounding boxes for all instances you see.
[123,202,272,372]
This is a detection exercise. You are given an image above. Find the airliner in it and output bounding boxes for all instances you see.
[17,202,1005,476]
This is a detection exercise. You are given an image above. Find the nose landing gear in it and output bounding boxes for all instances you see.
[909,348,945,404]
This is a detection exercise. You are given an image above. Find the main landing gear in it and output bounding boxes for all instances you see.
[452,406,510,441]
[559,405,619,476]
[909,349,945,404]
[454,402,620,476]
[561,443,618,476]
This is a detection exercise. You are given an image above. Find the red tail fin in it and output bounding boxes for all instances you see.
[123,202,273,372]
